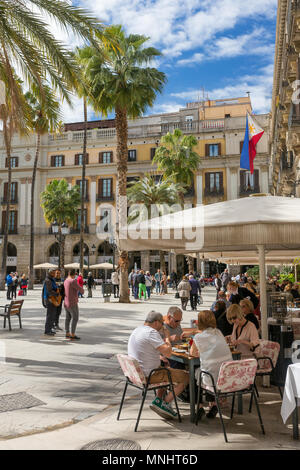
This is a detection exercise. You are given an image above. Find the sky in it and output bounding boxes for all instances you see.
[56,0,278,122]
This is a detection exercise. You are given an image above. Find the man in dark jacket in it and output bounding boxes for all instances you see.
[188,275,201,311]
[87,272,94,298]
[54,269,64,330]
[132,270,140,299]
[220,268,230,291]
[227,281,259,309]
[42,269,59,336]
[214,273,222,299]
[137,270,146,300]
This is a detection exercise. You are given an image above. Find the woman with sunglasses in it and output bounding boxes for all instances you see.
[226,304,259,358]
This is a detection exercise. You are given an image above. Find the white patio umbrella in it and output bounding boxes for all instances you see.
[33,263,58,269]
[120,195,300,340]
[64,262,88,270]
[89,262,117,269]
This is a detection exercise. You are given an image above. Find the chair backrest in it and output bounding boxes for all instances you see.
[255,340,280,371]
[117,354,146,387]
[8,300,24,316]
[216,359,257,393]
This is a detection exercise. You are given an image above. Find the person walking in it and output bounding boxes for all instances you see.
[220,268,230,291]
[87,272,94,298]
[64,269,84,340]
[189,274,201,311]
[137,269,147,301]
[145,271,152,299]
[111,270,119,298]
[11,272,18,299]
[214,273,222,300]
[154,269,162,294]
[160,271,168,295]
[128,269,135,296]
[6,272,13,300]
[178,275,191,310]
[19,274,28,295]
[54,269,64,331]
[77,272,84,298]
[132,269,140,299]
[171,270,178,290]
[42,268,60,337]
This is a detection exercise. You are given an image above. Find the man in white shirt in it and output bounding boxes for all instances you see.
[128,311,189,419]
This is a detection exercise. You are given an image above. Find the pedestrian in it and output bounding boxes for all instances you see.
[188,274,201,311]
[137,269,147,301]
[128,268,135,296]
[220,268,230,291]
[154,269,162,294]
[77,272,84,298]
[170,270,178,290]
[214,273,222,300]
[42,268,60,337]
[145,271,152,299]
[6,272,13,300]
[111,270,119,298]
[64,268,84,340]
[19,274,28,295]
[87,272,94,298]
[11,272,18,299]
[54,269,64,331]
[177,275,191,310]
[132,269,140,299]
[160,271,168,295]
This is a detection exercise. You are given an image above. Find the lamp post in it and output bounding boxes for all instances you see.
[51,220,69,272]
[109,236,117,270]
[88,243,96,270]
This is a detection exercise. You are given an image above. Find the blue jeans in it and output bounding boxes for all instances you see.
[155,281,161,294]
[133,285,139,299]
[146,286,151,299]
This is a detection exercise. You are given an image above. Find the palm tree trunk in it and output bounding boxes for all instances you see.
[79,97,87,274]
[28,132,40,289]
[61,233,65,278]
[0,120,12,290]
[116,106,129,303]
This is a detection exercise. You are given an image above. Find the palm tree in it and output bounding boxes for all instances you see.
[0,0,104,106]
[127,173,183,272]
[25,84,61,289]
[0,75,31,289]
[77,25,166,302]
[153,128,201,273]
[40,179,81,274]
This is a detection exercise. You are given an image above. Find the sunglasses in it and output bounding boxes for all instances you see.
[229,316,237,321]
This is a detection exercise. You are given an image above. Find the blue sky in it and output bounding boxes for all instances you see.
[59,0,278,121]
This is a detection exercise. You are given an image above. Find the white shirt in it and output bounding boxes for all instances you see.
[111,272,119,285]
[193,328,232,388]
[128,325,165,377]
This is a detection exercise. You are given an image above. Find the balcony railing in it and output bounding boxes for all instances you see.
[239,186,260,196]
[1,197,18,204]
[204,187,225,197]
[96,193,115,202]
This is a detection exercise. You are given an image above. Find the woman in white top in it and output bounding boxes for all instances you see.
[190,310,232,419]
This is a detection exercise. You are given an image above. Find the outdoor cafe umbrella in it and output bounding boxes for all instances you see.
[33,263,58,269]
[89,262,118,269]
[64,262,88,270]
[119,195,300,341]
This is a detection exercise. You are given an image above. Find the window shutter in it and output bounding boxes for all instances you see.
[75,154,79,165]
[219,172,223,189]
[14,182,18,201]
[205,173,210,193]
[5,158,8,168]
[254,169,259,190]
[15,157,19,168]
[109,178,113,196]
[218,143,221,156]
[110,151,113,162]
[2,210,6,231]
[4,182,8,200]
[62,155,65,166]
[51,155,54,166]
[85,153,89,165]
[205,144,210,157]
[99,152,103,164]
[98,179,103,196]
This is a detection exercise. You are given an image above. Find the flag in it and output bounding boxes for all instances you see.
[240,113,264,174]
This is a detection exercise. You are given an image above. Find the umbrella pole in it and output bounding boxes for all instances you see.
[257,244,269,386]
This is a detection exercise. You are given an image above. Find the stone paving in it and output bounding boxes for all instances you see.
[0,285,299,450]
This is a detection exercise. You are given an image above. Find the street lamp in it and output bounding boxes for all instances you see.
[51,220,69,270]
[88,244,96,270]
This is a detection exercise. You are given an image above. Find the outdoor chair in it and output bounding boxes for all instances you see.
[0,300,24,331]
[249,340,281,413]
[117,354,181,432]
[195,358,265,443]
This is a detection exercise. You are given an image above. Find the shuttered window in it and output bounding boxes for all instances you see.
[51,155,65,167]
[5,157,19,168]
[204,172,224,194]
[99,178,112,197]
[240,169,259,191]
[2,210,17,233]
[76,179,88,199]
[99,152,112,164]
[128,150,137,161]
[3,182,18,202]
[205,144,221,157]
[75,153,89,165]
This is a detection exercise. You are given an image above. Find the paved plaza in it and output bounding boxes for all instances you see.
[0,286,299,450]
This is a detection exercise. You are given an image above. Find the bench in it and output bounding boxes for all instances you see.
[0,300,24,331]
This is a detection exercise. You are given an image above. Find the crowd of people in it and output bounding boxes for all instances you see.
[5,272,28,299]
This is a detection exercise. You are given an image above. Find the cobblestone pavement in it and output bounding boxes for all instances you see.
[0,286,299,450]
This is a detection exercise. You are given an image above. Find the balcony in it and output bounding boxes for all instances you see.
[239,186,260,197]
[96,193,115,202]
[70,226,89,234]
[204,187,225,197]
[1,197,18,205]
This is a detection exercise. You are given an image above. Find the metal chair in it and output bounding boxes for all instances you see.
[0,300,24,331]
[195,358,265,443]
[117,354,181,432]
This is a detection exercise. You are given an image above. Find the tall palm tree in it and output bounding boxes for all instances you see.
[127,173,183,272]
[0,0,104,106]
[0,74,31,289]
[40,179,81,274]
[77,25,166,302]
[25,84,61,289]
[153,128,201,273]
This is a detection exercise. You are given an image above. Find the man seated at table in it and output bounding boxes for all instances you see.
[128,311,189,420]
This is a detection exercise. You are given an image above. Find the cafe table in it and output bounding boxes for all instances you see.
[170,349,241,423]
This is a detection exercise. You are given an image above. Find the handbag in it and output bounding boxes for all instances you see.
[18,289,24,296]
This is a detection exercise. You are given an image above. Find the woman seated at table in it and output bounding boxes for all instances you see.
[226,304,260,358]
[211,300,233,337]
[190,310,232,419]
[239,298,260,330]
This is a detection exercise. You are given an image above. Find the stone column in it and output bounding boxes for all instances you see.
[230,168,238,200]
[196,173,202,204]
[141,250,150,272]
[90,176,97,233]
[168,252,177,273]
[260,165,269,193]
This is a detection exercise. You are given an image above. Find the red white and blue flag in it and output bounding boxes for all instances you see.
[240,113,264,174]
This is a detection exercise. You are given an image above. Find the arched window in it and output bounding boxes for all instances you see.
[7,242,17,257]
[73,243,89,256]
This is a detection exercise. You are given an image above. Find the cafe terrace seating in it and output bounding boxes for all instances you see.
[195,358,265,443]
[117,354,181,432]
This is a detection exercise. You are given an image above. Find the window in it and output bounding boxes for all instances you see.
[205,144,221,157]
[5,157,19,168]
[150,148,156,160]
[128,149,137,162]
[204,172,224,195]
[185,115,194,130]
[2,210,17,233]
[76,179,88,200]
[76,208,87,230]
[98,178,113,200]
[99,152,112,164]
[51,155,64,167]
[3,182,18,203]
[240,169,259,193]
[75,153,89,165]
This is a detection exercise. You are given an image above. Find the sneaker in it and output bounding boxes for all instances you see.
[162,401,178,418]
[150,397,165,417]
[44,332,55,337]
[206,405,218,419]
[70,335,80,340]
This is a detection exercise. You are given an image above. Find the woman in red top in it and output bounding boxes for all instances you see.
[77,272,84,298]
